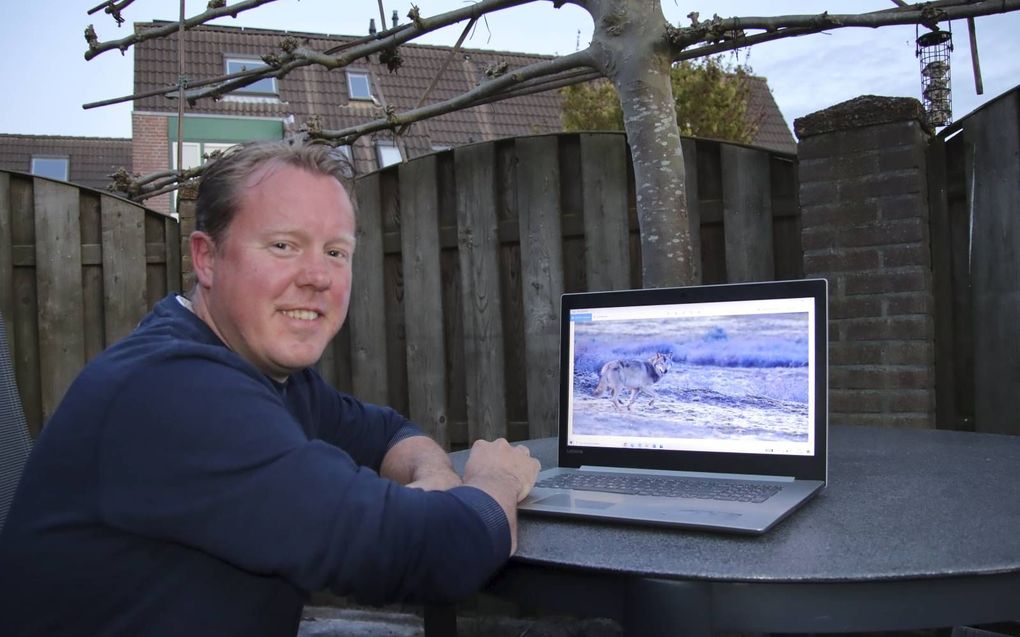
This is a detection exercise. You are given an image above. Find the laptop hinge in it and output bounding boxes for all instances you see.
[578,465,795,482]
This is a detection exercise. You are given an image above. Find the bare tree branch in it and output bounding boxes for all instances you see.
[397,18,478,135]
[82,58,278,110]
[84,0,283,60]
[309,49,595,143]
[101,0,1020,202]
[669,0,1020,53]
[183,0,536,102]
[87,0,136,26]
[87,0,135,17]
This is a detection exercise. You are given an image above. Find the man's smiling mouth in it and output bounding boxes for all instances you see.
[281,309,320,321]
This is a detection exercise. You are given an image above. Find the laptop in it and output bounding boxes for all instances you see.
[518,278,828,534]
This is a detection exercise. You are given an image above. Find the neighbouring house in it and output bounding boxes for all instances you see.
[0,134,131,191]
[1,18,794,211]
[131,19,564,212]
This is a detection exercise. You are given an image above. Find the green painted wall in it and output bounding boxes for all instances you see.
[167,116,282,142]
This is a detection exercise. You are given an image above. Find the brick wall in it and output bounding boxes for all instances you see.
[178,184,198,291]
[131,112,171,214]
[794,96,936,428]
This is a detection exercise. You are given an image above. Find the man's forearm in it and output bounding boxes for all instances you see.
[380,435,462,490]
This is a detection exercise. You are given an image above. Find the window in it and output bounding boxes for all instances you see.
[376,142,402,168]
[171,142,236,172]
[31,156,69,181]
[170,142,237,212]
[329,145,352,162]
[347,71,373,100]
[225,58,277,95]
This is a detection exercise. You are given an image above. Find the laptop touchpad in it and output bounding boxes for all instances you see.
[534,494,615,510]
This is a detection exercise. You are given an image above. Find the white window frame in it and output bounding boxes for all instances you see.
[347,71,373,101]
[171,142,236,172]
[170,142,237,211]
[329,145,353,161]
[375,142,402,168]
[225,58,277,95]
[31,156,69,181]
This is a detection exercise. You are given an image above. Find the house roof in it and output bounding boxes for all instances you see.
[132,20,795,161]
[0,134,132,190]
[133,20,564,166]
[746,76,796,154]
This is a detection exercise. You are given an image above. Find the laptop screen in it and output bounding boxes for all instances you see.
[559,279,828,480]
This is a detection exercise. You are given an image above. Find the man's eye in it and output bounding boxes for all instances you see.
[327,249,349,259]
[272,242,290,250]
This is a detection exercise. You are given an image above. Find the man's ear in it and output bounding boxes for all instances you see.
[190,231,217,289]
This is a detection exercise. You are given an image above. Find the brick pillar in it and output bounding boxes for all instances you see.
[131,113,172,214]
[794,96,936,428]
[177,183,198,291]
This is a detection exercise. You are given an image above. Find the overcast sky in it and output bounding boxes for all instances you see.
[2,1,1018,139]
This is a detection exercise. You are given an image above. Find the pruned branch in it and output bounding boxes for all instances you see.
[88,0,135,18]
[668,0,1020,54]
[99,0,1020,201]
[183,0,534,102]
[309,49,595,143]
[84,0,282,60]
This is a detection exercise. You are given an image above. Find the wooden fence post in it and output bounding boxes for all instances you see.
[455,143,509,442]
[515,137,564,440]
[399,156,450,448]
[33,179,85,423]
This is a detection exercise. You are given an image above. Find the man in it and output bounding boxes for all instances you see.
[0,140,540,636]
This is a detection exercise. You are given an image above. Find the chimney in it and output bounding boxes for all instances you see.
[368,18,376,36]
[391,10,398,29]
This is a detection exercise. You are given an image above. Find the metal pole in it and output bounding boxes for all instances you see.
[176,0,186,200]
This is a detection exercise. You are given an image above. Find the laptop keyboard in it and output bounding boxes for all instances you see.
[536,472,782,503]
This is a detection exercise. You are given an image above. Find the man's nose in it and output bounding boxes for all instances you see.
[296,255,331,289]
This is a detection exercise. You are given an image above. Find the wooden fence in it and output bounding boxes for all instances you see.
[318,133,800,448]
[930,87,1020,435]
[0,171,180,436]
[2,133,797,446]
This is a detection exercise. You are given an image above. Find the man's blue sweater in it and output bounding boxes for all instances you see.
[0,295,509,636]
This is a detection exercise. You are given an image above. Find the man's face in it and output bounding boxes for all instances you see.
[195,162,356,382]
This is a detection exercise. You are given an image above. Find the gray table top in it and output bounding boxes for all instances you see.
[453,426,1020,583]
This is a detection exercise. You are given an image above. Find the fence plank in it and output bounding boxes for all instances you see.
[349,173,389,405]
[965,92,1020,435]
[721,145,775,282]
[33,178,85,423]
[165,216,182,298]
[9,176,41,435]
[455,143,508,442]
[680,138,702,285]
[398,156,450,448]
[0,172,13,349]
[515,137,564,439]
[580,134,630,291]
[101,195,148,346]
[926,136,959,431]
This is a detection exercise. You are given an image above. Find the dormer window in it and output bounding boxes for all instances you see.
[376,141,402,167]
[347,71,373,101]
[31,156,69,181]
[225,58,277,95]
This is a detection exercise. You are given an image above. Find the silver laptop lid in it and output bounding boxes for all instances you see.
[559,279,828,482]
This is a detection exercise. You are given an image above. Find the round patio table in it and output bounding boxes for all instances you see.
[439,426,1020,636]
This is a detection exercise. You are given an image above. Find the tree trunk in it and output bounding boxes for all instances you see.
[583,0,698,288]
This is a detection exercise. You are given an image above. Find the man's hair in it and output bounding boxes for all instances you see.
[195,140,355,245]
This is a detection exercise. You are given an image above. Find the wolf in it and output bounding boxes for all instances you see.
[593,352,672,410]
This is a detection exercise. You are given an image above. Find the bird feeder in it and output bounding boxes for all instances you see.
[916,24,954,127]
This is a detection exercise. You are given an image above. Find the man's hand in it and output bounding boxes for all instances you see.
[462,439,541,555]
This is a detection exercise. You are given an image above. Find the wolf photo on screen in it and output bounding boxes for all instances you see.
[572,313,811,443]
